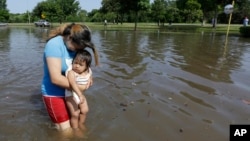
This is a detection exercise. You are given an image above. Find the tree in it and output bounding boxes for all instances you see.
[122,0,150,30]
[33,1,61,22]
[197,0,216,25]
[32,0,80,23]
[100,0,150,29]
[58,0,80,21]
[233,0,250,23]
[0,0,9,22]
[176,0,203,23]
[185,0,203,23]
[77,10,88,22]
[0,0,6,10]
[100,0,121,23]
[88,9,103,22]
[166,6,180,24]
[151,0,168,26]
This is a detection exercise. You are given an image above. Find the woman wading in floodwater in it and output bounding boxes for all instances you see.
[41,23,99,134]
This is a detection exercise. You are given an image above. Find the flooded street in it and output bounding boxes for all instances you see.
[0,26,250,141]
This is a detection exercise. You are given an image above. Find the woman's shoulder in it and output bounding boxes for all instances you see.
[44,36,66,56]
[47,36,63,45]
[45,36,65,50]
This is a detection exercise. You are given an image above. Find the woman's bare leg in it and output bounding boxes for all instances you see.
[55,120,71,131]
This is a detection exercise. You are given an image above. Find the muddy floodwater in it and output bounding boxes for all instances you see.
[0,26,250,141]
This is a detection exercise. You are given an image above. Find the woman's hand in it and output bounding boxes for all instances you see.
[79,95,86,104]
[86,75,93,89]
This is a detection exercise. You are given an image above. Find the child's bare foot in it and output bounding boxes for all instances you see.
[79,123,87,132]
[73,128,87,139]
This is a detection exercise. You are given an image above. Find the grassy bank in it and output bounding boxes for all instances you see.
[7,22,243,35]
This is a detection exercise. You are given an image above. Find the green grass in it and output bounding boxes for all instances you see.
[7,22,243,35]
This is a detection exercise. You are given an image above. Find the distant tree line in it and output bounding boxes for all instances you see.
[2,0,250,27]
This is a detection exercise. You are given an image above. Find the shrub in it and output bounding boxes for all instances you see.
[239,26,250,37]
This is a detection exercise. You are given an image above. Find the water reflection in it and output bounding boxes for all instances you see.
[0,27,250,141]
[0,27,10,50]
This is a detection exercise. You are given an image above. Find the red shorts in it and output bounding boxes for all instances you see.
[42,96,69,124]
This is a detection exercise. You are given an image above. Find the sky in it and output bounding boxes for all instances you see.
[7,0,102,14]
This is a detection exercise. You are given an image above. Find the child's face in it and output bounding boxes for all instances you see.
[72,58,87,74]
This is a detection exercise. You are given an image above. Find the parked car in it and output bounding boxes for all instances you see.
[0,22,8,27]
[34,20,50,27]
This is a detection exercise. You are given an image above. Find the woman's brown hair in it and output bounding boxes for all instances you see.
[47,23,99,66]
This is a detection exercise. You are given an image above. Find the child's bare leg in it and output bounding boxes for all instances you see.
[71,111,80,129]
[79,113,86,124]
[66,97,80,129]
[79,100,89,124]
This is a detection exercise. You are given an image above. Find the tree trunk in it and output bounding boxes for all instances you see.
[213,8,218,28]
[134,11,138,31]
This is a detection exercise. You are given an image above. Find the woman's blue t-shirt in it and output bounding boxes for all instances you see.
[41,36,76,97]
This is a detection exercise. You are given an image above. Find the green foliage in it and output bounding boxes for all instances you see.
[100,0,120,13]
[100,0,150,29]
[138,0,151,11]
[151,0,167,24]
[88,9,103,22]
[77,10,88,22]
[166,7,180,23]
[0,0,9,22]
[0,9,9,22]
[32,0,80,22]
[8,13,31,23]
[0,0,7,10]
[179,0,203,23]
[239,26,250,37]
[4,0,250,25]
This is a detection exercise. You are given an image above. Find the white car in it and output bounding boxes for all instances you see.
[34,20,50,27]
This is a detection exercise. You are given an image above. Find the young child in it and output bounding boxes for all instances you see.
[65,49,93,129]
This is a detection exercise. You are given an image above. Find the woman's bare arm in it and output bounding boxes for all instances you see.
[46,57,71,89]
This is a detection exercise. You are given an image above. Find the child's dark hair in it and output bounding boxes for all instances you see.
[73,50,92,70]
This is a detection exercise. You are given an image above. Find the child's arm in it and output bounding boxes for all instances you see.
[67,70,85,103]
